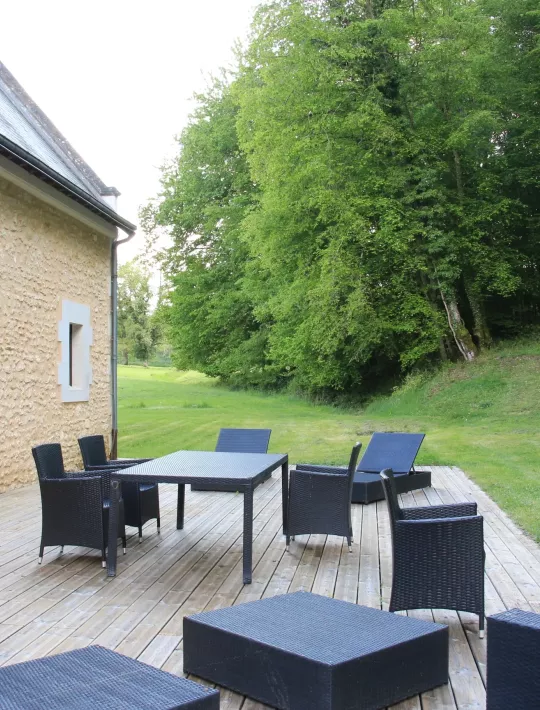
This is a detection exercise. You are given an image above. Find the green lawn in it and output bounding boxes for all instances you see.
[118,338,540,540]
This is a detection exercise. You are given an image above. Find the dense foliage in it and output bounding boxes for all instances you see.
[143,0,540,396]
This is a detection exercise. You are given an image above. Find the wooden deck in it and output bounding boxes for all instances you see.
[0,465,538,709]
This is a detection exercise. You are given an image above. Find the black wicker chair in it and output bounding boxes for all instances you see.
[287,442,362,552]
[380,468,485,636]
[191,428,272,492]
[32,443,126,567]
[78,435,160,542]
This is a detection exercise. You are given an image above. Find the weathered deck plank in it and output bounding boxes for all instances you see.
[0,465,538,709]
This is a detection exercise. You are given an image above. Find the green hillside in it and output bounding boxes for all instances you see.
[118,337,540,540]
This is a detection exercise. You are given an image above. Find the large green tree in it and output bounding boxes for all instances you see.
[144,0,540,396]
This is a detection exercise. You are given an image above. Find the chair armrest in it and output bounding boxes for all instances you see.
[65,469,99,479]
[67,469,113,497]
[402,502,478,520]
[109,459,154,466]
[295,464,348,474]
[290,468,350,488]
[40,476,102,496]
[85,462,135,471]
[395,515,484,557]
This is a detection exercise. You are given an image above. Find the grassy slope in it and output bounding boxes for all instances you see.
[118,338,540,540]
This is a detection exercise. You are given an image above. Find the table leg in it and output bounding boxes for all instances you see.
[281,459,289,537]
[177,483,185,530]
[107,480,120,577]
[243,488,254,584]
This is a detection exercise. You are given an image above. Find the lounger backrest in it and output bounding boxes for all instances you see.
[358,433,425,474]
[215,428,272,454]
[78,435,108,469]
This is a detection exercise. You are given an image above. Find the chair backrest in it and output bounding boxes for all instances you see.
[78,435,108,468]
[357,432,425,474]
[380,469,403,542]
[215,428,272,454]
[346,442,363,499]
[32,443,66,480]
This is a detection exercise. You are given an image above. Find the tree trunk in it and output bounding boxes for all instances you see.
[464,280,492,349]
[123,348,129,366]
[438,337,448,362]
[439,289,477,361]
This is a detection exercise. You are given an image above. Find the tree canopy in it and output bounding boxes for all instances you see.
[143,0,540,396]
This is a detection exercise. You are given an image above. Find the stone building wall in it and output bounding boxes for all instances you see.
[0,176,112,491]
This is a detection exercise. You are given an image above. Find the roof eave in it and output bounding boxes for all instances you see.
[0,133,136,236]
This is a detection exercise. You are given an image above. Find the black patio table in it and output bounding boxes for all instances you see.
[107,450,289,583]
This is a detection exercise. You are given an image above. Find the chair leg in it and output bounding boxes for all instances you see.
[60,545,64,553]
[479,614,485,639]
[157,517,161,534]
[122,534,127,555]
[102,546,106,568]
[138,526,143,543]
[286,535,290,552]
[38,540,44,564]
[347,536,352,552]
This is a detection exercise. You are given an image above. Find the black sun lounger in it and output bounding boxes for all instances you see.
[352,432,430,503]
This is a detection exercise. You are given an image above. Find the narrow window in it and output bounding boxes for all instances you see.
[59,300,92,402]
[69,323,83,389]
[69,324,74,386]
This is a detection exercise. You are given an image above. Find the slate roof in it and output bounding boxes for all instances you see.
[0,61,135,234]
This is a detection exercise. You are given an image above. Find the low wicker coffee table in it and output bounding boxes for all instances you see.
[0,645,219,709]
[184,591,448,710]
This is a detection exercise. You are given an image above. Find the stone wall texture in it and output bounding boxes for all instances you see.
[0,176,112,491]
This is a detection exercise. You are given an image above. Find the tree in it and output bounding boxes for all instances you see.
[117,260,160,365]
[143,0,540,397]
[234,0,451,390]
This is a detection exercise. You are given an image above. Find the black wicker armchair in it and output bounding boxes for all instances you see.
[380,468,485,637]
[32,443,126,567]
[287,442,362,552]
[78,435,160,542]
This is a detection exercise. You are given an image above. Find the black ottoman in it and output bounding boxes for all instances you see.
[0,645,219,709]
[184,591,448,710]
[487,608,540,709]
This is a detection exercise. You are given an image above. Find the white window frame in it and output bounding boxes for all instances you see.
[58,300,93,402]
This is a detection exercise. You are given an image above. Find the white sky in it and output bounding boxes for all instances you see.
[1,0,259,262]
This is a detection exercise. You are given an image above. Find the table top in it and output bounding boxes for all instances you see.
[0,645,218,709]
[111,450,288,486]
[186,591,446,665]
